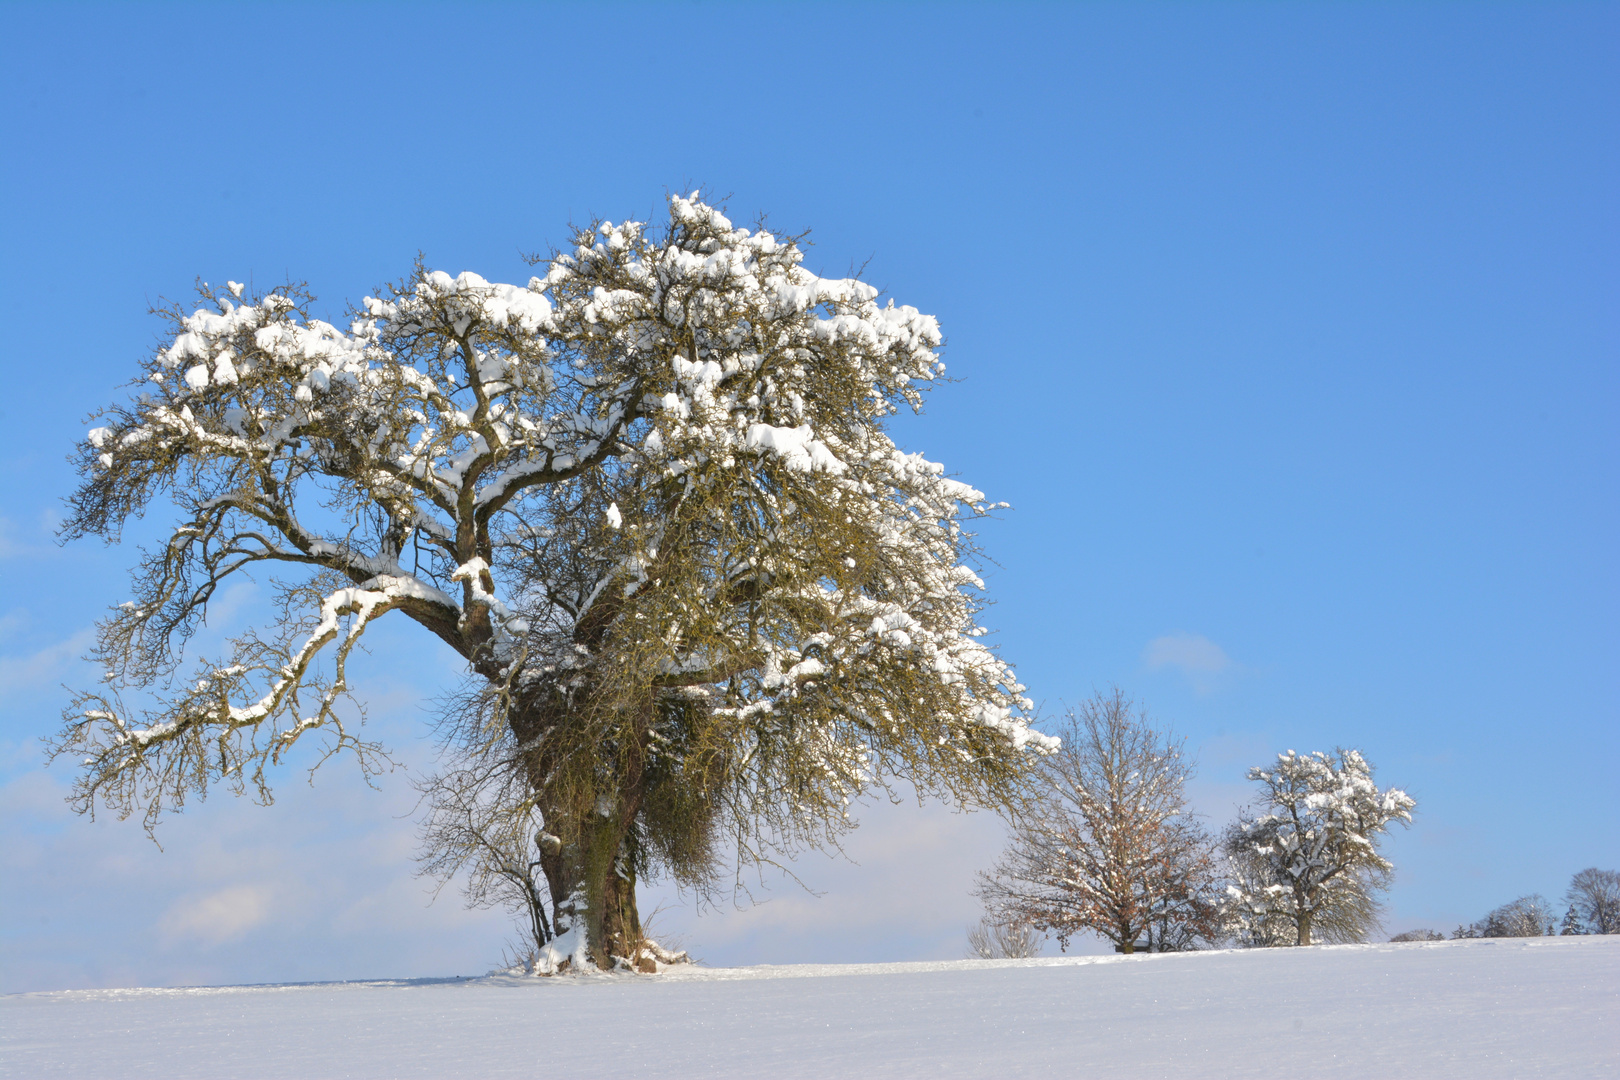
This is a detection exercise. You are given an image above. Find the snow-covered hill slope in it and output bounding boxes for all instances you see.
[4,936,1616,1078]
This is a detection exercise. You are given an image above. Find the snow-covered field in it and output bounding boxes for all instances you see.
[4,936,1615,1078]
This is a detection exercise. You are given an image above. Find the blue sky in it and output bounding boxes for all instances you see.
[1,1,1614,991]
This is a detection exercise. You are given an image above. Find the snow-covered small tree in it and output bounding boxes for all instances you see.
[1560,905,1584,936]
[975,690,1224,954]
[48,193,1053,971]
[1223,749,1414,947]
[1564,868,1620,935]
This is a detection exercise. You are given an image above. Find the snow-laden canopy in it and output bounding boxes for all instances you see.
[55,194,1051,965]
[1225,749,1414,946]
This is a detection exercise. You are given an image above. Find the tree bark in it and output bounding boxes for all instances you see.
[595,849,642,966]
[531,814,645,970]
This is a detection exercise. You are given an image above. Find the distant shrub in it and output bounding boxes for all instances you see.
[1389,929,1444,942]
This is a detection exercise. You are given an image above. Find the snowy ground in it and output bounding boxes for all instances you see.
[3,936,1615,1079]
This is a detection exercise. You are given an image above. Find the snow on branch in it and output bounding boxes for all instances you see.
[52,576,426,832]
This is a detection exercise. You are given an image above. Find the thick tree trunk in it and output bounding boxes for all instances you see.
[1293,881,1314,946]
[529,833,644,969]
[595,852,643,967]
[532,810,645,970]
[508,681,651,971]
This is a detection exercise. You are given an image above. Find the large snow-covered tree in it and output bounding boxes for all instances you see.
[50,194,1053,971]
[975,690,1223,954]
[1224,749,1414,947]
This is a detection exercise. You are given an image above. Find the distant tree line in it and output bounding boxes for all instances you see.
[1368,870,1614,945]
[1394,869,1620,942]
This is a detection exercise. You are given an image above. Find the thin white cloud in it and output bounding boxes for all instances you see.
[0,512,59,561]
[0,609,30,640]
[0,627,95,694]
[640,790,1022,964]
[0,517,28,560]
[163,884,275,946]
[1143,632,1232,675]
[197,580,259,635]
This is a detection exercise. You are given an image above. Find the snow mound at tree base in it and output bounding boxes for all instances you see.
[5,936,1616,1078]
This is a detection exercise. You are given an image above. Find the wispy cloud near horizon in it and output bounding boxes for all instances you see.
[163,885,276,947]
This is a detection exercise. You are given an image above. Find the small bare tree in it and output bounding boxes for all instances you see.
[976,690,1224,954]
[416,764,555,959]
[966,915,1042,959]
